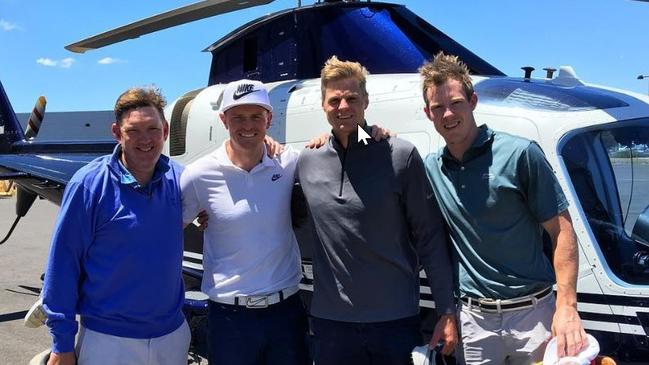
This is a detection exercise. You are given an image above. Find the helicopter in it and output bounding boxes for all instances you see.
[1,0,649,362]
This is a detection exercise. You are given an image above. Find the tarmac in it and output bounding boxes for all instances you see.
[0,187,644,364]
[0,195,54,364]
[0,195,210,365]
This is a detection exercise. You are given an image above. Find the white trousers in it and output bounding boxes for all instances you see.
[455,294,554,365]
[76,320,191,365]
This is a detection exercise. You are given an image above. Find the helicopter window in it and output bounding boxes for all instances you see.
[475,79,629,112]
[243,37,258,74]
[270,22,295,79]
[561,120,649,284]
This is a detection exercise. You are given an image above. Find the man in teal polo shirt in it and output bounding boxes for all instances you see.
[418,52,587,365]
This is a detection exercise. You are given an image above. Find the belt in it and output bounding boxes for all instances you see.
[460,287,553,313]
[211,286,300,309]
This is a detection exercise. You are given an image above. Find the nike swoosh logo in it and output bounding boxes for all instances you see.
[248,297,265,305]
[233,89,259,100]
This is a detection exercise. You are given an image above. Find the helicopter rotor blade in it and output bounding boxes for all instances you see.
[65,0,275,53]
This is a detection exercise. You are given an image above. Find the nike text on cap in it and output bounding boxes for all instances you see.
[220,79,273,113]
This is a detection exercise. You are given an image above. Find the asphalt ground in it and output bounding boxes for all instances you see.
[0,196,213,365]
[0,195,54,364]
[1,183,646,364]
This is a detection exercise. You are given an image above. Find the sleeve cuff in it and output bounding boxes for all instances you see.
[436,298,456,316]
[52,334,76,354]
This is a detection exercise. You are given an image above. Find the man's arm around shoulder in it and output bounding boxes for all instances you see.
[180,166,203,229]
[402,147,457,355]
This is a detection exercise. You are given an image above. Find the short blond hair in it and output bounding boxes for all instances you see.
[114,86,166,123]
[320,55,369,100]
[419,52,474,107]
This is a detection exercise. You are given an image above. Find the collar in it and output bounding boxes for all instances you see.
[215,141,275,171]
[108,144,171,187]
[117,159,137,185]
[330,121,372,152]
[440,124,495,164]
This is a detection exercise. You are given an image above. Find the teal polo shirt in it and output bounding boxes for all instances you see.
[424,125,568,299]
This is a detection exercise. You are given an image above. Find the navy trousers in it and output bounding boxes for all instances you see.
[207,294,309,365]
[311,315,422,365]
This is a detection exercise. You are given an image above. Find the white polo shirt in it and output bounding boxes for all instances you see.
[180,143,302,300]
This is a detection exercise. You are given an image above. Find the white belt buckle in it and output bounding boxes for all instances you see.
[466,297,481,313]
[245,295,269,308]
[478,297,493,312]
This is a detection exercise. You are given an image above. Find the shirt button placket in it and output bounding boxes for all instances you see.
[460,165,466,189]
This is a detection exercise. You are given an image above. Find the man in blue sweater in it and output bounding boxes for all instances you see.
[42,87,189,365]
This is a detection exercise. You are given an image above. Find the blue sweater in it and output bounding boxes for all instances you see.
[42,146,185,353]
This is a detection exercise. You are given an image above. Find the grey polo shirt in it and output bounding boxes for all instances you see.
[297,129,454,322]
[424,125,568,300]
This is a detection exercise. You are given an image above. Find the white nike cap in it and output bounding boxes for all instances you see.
[220,79,273,113]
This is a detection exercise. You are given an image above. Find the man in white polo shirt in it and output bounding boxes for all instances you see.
[180,79,307,365]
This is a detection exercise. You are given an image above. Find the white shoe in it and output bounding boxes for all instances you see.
[24,297,47,328]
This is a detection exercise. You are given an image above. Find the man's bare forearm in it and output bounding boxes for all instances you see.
[552,212,578,308]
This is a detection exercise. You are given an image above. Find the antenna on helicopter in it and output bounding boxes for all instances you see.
[65,0,275,53]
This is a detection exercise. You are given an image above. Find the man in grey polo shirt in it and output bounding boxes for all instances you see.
[297,56,457,365]
[419,52,587,364]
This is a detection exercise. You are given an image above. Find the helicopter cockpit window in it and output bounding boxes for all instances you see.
[475,79,629,112]
[561,120,649,285]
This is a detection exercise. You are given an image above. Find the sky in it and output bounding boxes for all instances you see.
[1,0,649,112]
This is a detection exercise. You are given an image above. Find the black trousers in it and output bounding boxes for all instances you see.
[311,315,422,365]
[207,294,309,365]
